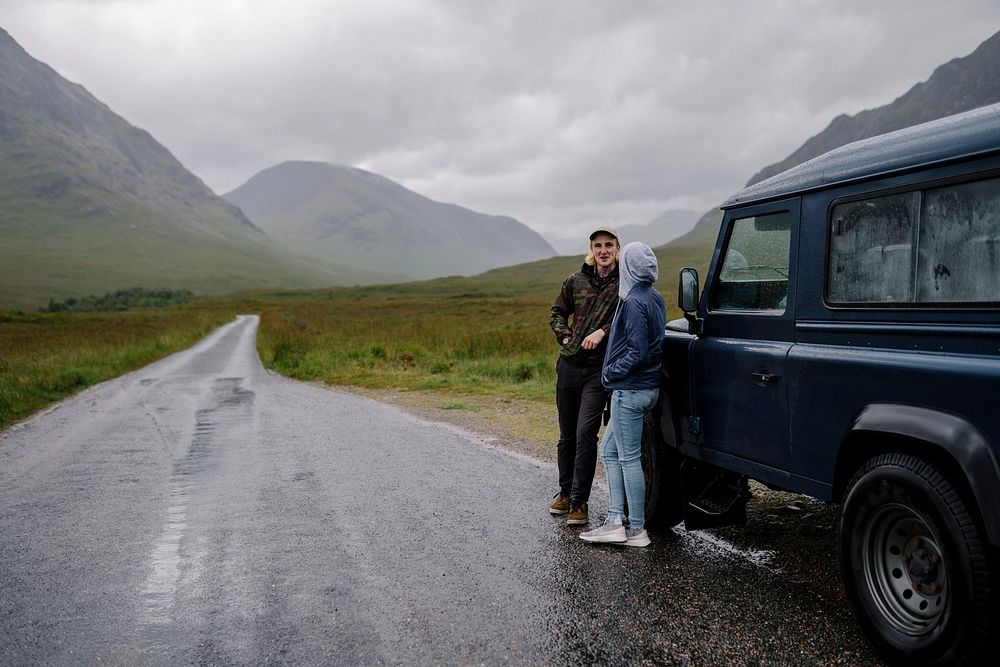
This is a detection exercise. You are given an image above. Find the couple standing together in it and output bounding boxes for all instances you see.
[549,227,665,548]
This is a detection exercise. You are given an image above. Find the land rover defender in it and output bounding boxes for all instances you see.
[645,103,1000,665]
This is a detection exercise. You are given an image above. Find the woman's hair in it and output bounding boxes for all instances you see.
[584,236,620,266]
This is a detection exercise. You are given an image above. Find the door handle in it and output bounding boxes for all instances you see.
[751,372,779,384]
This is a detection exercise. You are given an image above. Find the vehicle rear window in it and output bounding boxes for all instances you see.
[827,175,1000,306]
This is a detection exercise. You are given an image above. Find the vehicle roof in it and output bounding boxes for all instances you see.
[723,102,1000,209]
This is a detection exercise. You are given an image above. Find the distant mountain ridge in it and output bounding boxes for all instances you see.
[224,161,556,280]
[748,29,1000,186]
[0,27,383,310]
[667,28,1000,249]
[547,209,700,256]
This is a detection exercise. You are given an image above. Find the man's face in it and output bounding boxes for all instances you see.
[590,233,618,269]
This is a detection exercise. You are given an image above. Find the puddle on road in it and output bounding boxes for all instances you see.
[679,525,778,571]
[139,378,254,629]
[142,482,192,625]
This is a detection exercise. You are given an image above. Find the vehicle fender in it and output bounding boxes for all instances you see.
[849,403,1000,546]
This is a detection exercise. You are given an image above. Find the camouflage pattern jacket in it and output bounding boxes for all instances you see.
[549,263,620,368]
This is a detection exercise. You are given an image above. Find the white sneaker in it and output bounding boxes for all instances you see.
[624,527,650,547]
[580,521,626,543]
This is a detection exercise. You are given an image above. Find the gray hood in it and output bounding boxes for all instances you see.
[619,241,658,298]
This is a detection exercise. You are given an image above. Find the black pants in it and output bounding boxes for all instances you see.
[555,357,608,505]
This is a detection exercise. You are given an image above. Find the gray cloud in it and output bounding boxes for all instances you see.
[3,0,1000,240]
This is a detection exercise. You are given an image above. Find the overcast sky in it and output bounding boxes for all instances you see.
[3,1,1000,244]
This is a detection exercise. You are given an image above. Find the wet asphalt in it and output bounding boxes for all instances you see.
[0,315,880,665]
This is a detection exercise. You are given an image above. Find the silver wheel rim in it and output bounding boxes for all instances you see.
[862,502,948,635]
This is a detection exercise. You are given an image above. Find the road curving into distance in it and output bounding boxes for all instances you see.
[0,315,878,665]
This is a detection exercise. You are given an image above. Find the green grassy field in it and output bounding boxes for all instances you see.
[256,292,557,400]
[1,236,716,432]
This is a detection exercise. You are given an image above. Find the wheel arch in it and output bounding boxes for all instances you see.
[833,403,1000,548]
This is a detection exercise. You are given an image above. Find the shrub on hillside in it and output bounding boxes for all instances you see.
[41,288,194,312]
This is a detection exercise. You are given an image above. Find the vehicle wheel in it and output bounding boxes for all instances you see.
[840,453,996,665]
[641,412,683,531]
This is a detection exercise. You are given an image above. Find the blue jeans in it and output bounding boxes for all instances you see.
[599,388,659,531]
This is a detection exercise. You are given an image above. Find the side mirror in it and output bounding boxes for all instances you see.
[678,267,699,313]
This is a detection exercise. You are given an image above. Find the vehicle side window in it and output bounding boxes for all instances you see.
[828,175,1000,305]
[828,193,919,303]
[709,211,791,312]
[920,178,1000,302]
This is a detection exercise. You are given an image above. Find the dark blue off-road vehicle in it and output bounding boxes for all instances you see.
[645,103,1000,665]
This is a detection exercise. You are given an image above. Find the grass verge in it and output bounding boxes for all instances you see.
[254,292,559,409]
[0,307,234,429]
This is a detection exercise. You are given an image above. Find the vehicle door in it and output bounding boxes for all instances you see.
[690,201,798,473]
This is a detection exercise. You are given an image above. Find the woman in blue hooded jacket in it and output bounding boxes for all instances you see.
[580,241,665,548]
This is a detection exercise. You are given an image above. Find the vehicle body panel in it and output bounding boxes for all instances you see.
[660,104,1000,545]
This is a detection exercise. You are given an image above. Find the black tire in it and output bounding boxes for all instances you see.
[839,453,996,666]
[641,412,684,531]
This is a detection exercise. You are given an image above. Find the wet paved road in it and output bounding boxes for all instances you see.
[0,316,879,665]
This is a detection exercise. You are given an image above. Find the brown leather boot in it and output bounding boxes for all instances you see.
[566,502,589,525]
[549,493,571,515]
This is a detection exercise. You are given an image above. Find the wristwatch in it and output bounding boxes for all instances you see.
[562,336,570,345]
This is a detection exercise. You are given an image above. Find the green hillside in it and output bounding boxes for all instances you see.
[0,28,387,311]
[0,185,386,310]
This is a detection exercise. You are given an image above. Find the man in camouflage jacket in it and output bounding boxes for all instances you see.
[548,226,620,526]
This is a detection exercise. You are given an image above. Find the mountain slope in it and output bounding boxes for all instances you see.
[224,161,556,280]
[0,28,385,310]
[666,28,1000,257]
[747,29,1000,186]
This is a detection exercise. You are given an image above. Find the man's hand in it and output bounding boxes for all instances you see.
[580,329,605,350]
